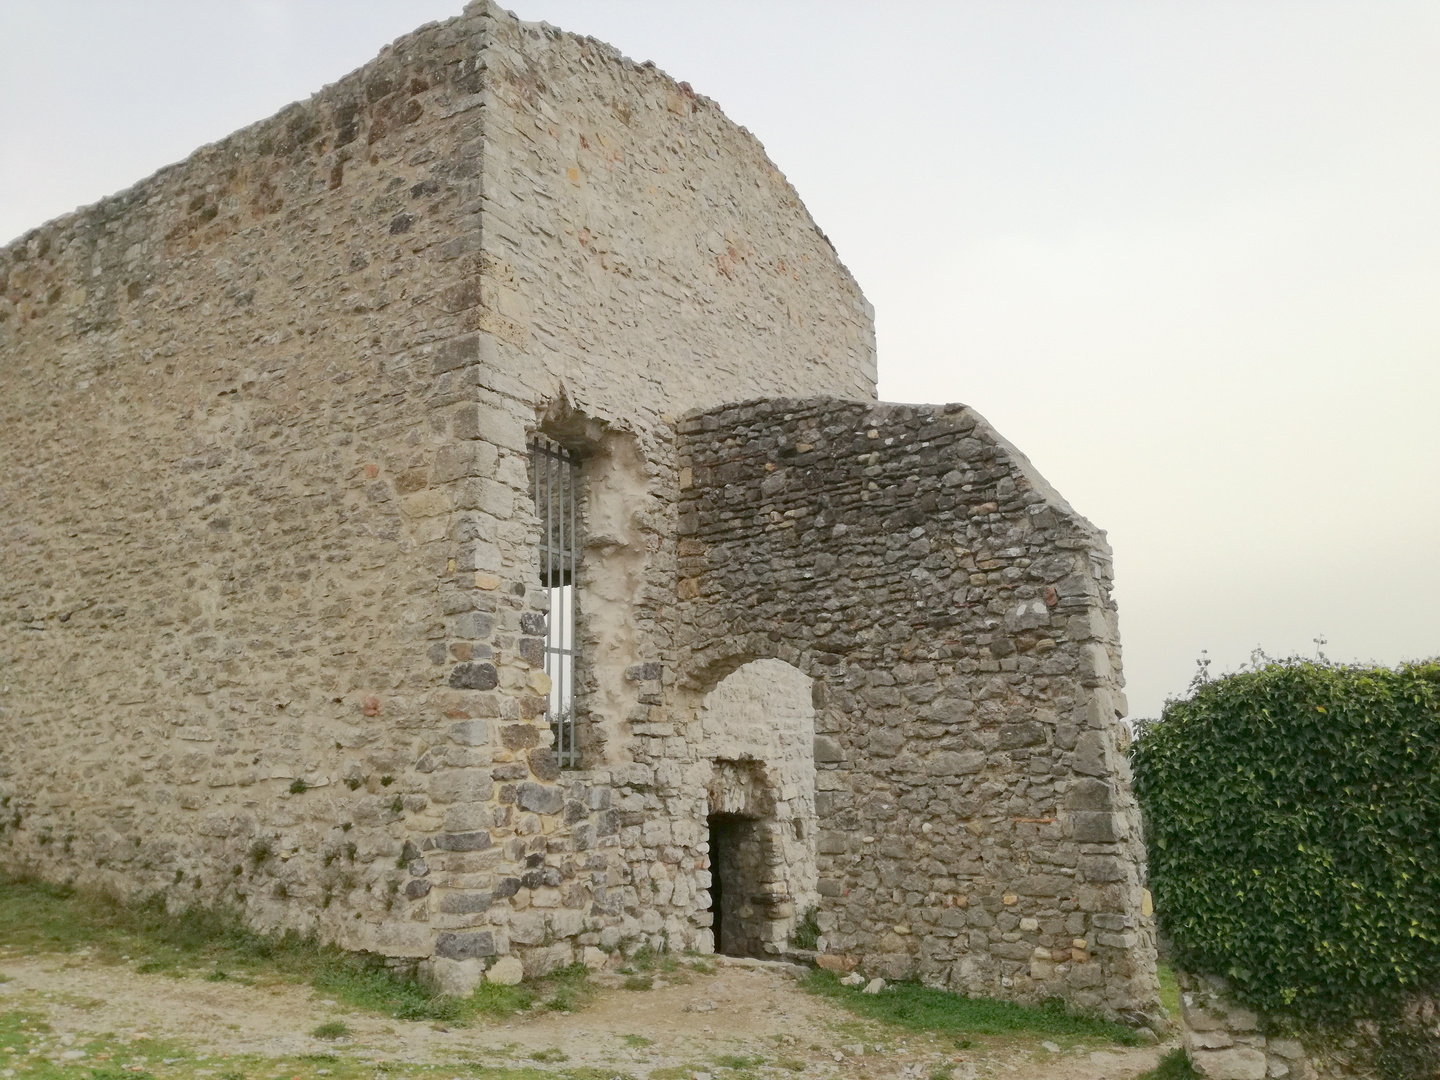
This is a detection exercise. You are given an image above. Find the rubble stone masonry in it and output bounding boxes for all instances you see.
[675,398,1162,1024]
[0,0,1157,1022]
[0,1,871,976]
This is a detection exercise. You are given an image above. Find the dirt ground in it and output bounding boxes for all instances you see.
[0,951,1168,1080]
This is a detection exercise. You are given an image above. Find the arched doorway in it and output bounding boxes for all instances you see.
[698,659,817,957]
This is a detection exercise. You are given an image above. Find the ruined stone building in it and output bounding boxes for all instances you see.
[0,3,1161,1024]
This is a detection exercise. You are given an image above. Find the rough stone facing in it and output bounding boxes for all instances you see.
[674,398,1161,1023]
[1177,971,1440,1079]
[0,0,1157,1024]
[0,0,870,970]
[1177,973,1324,1080]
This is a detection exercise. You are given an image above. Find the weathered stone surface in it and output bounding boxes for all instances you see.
[516,783,563,815]
[435,931,496,960]
[418,957,486,997]
[1173,971,1370,1080]
[1267,1040,1306,1061]
[675,398,1159,1021]
[581,946,608,971]
[450,662,499,691]
[1192,1048,1267,1080]
[486,955,524,985]
[0,0,875,974]
[0,0,1155,1019]
[438,891,493,914]
[436,832,492,853]
[1188,1030,1235,1050]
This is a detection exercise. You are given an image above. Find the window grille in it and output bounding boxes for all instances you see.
[532,437,580,769]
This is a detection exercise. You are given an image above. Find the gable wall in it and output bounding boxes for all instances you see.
[0,0,882,980]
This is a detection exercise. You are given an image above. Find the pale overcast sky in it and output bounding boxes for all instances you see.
[2,2,1437,720]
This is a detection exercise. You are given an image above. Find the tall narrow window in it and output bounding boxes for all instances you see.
[531,437,580,768]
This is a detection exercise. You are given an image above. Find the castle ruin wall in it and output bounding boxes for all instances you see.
[0,1,875,979]
[674,397,1162,1024]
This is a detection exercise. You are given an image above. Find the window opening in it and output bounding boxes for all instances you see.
[532,437,581,768]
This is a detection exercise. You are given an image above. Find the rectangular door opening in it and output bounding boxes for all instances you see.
[707,811,766,957]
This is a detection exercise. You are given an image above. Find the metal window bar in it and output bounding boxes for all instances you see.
[532,437,580,769]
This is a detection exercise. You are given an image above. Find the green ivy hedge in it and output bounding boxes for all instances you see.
[1131,658,1440,1021]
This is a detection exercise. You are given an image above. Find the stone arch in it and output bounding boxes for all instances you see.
[679,633,815,694]
[694,659,818,958]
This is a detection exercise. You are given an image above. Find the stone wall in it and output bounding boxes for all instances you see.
[0,0,877,985]
[1,1,1157,1018]
[1177,973,1440,1079]
[674,397,1162,1024]
[0,5,503,962]
[1179,976,1318,1080]
[474,6,877,424]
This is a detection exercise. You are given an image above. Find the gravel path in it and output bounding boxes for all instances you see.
[0,953,1166,1080]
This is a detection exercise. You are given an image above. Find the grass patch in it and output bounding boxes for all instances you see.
[620,1035,651,1049]
[540,963,593,1013]
[310,1021,350,1040]
[788,908,820,951]
[0,873,466,1024]
[0,1004,630,1080]
[801,970,1141,1045]
[1138,1048,1201,1080]
[712,1055,766,1070]
[626,947,678,974]
[1156,964,1181,1019]
[468,964,593,1019]
[468,981,535,1019]
[621,975,652,992]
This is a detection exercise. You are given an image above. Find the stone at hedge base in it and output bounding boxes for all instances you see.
[0,0,1160,1023]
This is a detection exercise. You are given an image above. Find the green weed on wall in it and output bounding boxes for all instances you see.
[1130,658,1440,1021]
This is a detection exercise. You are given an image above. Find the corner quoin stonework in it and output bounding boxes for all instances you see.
[0,0,871,981]
[676,398,1162,1024]
[0,0,1159,1022]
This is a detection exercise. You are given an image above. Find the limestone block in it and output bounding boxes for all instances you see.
[1225,1007,1258,1032]
[372,922,434,958]
[582,946,608,971]
[1187,1030,1235,1050]
[1191,1048,1267,1080]
[449,720,491,746]
[548,908,585,939]
[418,957,486,998]
[1266,1040,1305,1061]
[434,931,495,960]
[509,912,547,946]
[929,751,987,776]
[486,955,524,985]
